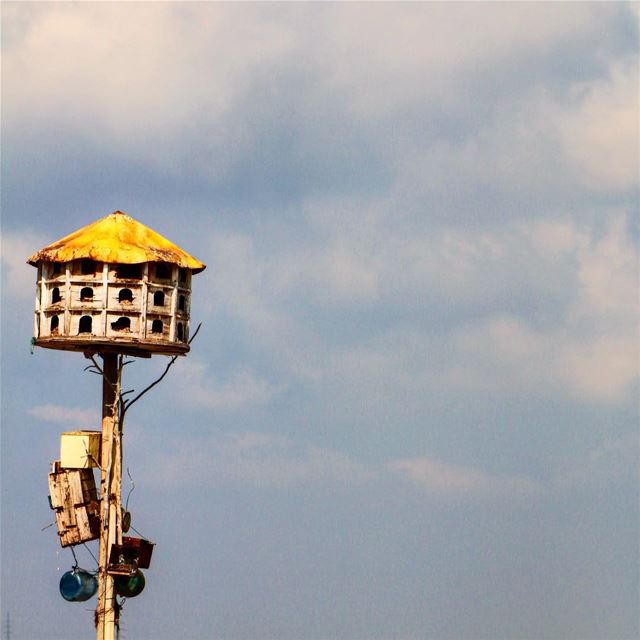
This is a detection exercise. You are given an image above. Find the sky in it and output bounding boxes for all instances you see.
[1,3,638,639]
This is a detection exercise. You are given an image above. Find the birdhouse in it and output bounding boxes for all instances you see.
[60,431,101,469]
[108,537,155,575]
[27,211,206,356]
[48,461,100,547]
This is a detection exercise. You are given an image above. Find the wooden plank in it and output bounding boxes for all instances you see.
[68,472,85,506]
[35,336,186,357]
[56,508,75,532]
[48,473,64,509]
[61,500,76,528]
[81,473,99,501]
[60,525,82,548]
[59,474,74,527]
[75,506,91,539]
[54,506,100,547]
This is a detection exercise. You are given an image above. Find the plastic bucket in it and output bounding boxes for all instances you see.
[60,569,98,602]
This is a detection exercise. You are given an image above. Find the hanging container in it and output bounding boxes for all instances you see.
[114,569,145,598]
[59,568,98,602]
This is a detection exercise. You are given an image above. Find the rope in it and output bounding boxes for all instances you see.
[70,546,79,569]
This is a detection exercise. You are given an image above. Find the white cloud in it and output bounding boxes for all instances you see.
[552,432,640,492]
[140,431,372,489]
[319,3,605,118]
[528,219,587,256]
[4,2,629,185]
[28,404,99,427]
[573,216,638,320]
[405,217,638,403]
[557,334,639,402]
[3,3,294,170]
[554,61,639,190]
[388,455,540,499]
[202,212,637,407]
[1,229,46,300]
[450,313,638,404]
[172,358,283,411]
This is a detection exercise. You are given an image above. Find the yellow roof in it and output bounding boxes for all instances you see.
[27,211,206,273]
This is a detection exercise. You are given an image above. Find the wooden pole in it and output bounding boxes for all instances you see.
[96,353,122,640]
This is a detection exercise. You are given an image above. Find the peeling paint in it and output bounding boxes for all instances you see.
[27,211,206,273]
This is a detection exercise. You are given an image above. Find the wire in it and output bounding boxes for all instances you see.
[70,546,79,569]
[83,542,99,568]
[124,467,135,512]
[128,525,148,539]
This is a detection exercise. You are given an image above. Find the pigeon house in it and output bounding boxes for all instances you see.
[28,211,206,357]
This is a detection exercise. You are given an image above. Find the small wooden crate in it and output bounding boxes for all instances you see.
[48,461,100,547]
[60,431,101,469]
[108,537,155,571]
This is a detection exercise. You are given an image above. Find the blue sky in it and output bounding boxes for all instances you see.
[1,3,638,639]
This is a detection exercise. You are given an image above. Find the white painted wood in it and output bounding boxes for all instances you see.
[64,263,71,335]
[33,259,194,354]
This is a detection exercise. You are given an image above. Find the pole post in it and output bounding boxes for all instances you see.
[96,353,122,640]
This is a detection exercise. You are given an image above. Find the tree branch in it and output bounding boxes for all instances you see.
[122,323,201,416]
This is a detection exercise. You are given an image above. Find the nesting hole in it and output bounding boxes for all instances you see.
[111,317,131,332]
[117,264,142,280]
[155,263,171,280]
[119,288,134,304]
[78,316,92,334]
[81,260,97,275]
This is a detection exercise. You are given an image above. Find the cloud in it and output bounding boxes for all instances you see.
[3,3,295,171]
[552,432,640,492]
[445,215,638,402]
[27,404,99,427]
[204,209,637,406]
[4,2,634,193]
[172,358,283,411]
[573,216,638,321]
[1,229,46,300]
[388,455,540,499]
[554,61,639,190]
[140,431,372,489]
[315,3,609,119]
[450,314,637,404]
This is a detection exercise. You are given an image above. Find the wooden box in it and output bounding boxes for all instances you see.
[60,431,101,469]
[109,537,155,570]
[48,461,100,547]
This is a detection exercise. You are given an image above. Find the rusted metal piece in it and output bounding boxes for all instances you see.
[107,537,154,575]
[121,537,154,569]
[27,211,206,273]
